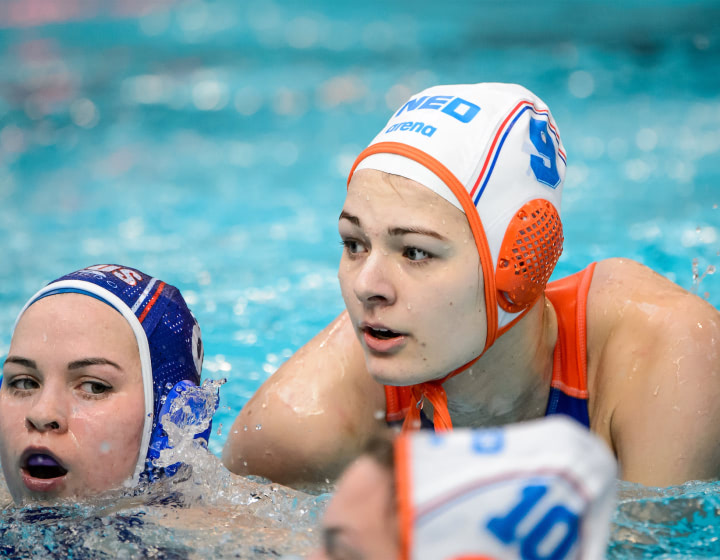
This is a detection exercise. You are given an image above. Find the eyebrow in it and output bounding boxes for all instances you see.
[323,527,362,560]
[3,356,37,369]
[388,226,448,241]
[2,356,122,371]
[68,358,123,371]
[338,210,360,226]
[339,211,448,241]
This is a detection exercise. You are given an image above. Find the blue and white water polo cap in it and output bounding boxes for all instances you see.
[395,417,617,560]
[13,264,206,485]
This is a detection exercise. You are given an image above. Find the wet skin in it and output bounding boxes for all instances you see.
[338,169,487,387]
[223,168,720,488]
[0,294,145,503]
[309,456,398,560]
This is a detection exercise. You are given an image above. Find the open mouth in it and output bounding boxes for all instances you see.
[24,454,68,479]
[365,326,402,340]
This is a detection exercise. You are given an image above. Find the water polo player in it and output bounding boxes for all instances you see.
[0,264,215,503]
[224,83,720,487]
[312,417,616,560]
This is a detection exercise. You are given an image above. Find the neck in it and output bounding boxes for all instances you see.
[425,297,557,428]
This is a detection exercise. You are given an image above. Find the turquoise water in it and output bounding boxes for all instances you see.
[1,1,719,557]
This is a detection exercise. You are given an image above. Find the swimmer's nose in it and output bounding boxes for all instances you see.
[352,253,396,306]
[26,390,68,434]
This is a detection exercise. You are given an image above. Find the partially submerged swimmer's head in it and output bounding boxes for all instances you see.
[346,83,567,354]
[0,264,215,504]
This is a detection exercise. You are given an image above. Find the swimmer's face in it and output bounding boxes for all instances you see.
[338,169,486,385]
[0,294,145,504]
[311,455,399,560]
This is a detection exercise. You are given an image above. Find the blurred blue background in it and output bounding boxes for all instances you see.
[1,0,718,456]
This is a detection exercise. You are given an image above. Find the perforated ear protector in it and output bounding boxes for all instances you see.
[496,199,563,313]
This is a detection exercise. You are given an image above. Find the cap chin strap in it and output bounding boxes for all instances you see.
[401,304,534,431]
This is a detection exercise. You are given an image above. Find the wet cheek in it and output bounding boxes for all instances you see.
[0,404,28,455]
[71,405,144,456]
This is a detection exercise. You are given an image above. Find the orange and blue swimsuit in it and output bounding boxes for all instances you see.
[384,263,596,430]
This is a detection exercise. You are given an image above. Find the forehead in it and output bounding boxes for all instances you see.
[345,169,466,223]
[12,293,138,353]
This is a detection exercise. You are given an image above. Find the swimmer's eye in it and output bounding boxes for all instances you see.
[340,238,366,256]
[7,376,40,392]
[403,246,433,262]
[79,381,112,396]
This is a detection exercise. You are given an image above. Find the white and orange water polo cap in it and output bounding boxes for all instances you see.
[394,417,617,560]
[348,83,566,353]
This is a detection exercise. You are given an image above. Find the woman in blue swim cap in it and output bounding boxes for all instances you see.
[0,264,214,503]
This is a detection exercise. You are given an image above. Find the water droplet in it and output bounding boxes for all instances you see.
[373,409,384,420]
[407,303,412,310]
[243,425,248,431]
[255,424,262,430]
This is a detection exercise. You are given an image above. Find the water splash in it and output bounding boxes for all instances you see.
[0,377,328,558]
[152,378,224,473]
[691,258,716,295]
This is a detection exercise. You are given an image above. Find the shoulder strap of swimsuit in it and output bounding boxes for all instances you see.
[545,262,596,401]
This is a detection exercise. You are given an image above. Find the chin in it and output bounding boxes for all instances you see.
[366,360,436,387]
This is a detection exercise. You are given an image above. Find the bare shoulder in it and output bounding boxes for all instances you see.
[586,258,720,485]
[221,311,387,487]
[591,257,689,299]
[588,257,719,342]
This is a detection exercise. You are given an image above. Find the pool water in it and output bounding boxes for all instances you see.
[1,0,719,557]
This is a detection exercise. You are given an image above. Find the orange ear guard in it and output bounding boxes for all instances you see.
[496,199,564,313]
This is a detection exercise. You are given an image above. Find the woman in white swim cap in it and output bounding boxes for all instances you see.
[224,82,720,489]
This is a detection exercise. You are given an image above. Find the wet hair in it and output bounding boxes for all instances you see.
[363,432,395,472]
[361,431,397,515]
